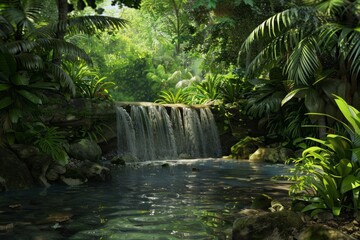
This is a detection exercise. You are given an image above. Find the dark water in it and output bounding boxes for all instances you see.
[0,159,290,240]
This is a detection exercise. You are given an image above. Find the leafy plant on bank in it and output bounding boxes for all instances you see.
[289,95,360,216]
[18,122,69,166]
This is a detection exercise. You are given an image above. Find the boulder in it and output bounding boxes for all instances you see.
[232,210,303,240]
[249,147,294,163]
[0,147,33,189]
[68,139,102,162]
[46,164,66,182]
[81,161,111,182]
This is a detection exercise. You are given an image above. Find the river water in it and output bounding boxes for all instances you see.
[0,159,290,240]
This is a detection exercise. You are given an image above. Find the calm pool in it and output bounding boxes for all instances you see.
[0,159,290,240]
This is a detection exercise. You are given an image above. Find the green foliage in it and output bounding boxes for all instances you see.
[290,96,360,216]
[19,122,69,166]
[241,0,360,107]
[189,74,223,104]
[62,61,114,99]
[155,88,191,104]
[0,51,58,131]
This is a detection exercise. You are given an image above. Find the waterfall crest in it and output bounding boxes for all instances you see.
[116,104,221,161]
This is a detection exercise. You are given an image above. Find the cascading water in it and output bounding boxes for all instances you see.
[116,104,221,161]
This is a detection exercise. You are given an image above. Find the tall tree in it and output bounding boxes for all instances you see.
[141,0,191,55]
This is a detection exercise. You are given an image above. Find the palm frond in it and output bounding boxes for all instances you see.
[312,0,347,15]
[245,28,305,76]
[37,38,92,64]
[1,40,37,54]
[21,0,43,23]
[240,7,315,55]
[0,16,14,39]
[47,63,76,95]
[15,52,44,70]
[56,16,128,36]
[342,30,360,78]
[286,37,320,85]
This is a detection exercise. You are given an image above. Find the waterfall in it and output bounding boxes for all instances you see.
[116,104,221,161]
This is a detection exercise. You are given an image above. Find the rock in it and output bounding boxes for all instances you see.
[46,164,67,181]
[46,169,59,181]
[249,147,294,163]
[0,147,33,189]
[60,176,87,186]
[111,156,126,166]
[0,223,14,232]
[237,209,266,217]
[251,194,273,210]
[232,210,303,240]
[10,144,39,159]
[26,154,51,187]
[68,139,102,162]
[45,212,74,223]
[52,164,66,174]
[298,224,354,240]
[82,162,111,182]
[60,159,111,186]
[161,163,170,168]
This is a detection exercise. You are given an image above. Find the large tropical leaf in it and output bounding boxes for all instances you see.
[54,16,128,36]
[47,64,76,95]
[37,38,92,64]
[286,37,320,85]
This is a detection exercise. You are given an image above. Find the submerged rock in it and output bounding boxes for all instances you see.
[68,139,102,162]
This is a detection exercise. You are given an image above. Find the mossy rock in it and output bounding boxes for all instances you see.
[233,211,303,240]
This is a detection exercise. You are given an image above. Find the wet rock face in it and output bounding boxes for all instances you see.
[0,147,33,189]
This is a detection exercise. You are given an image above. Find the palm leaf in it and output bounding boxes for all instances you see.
[47,64,76,95]
[1,40,37,54]
[312,0,347,14]
[37,38,92,64]
[240,7,316,54]
[55,16,128,36]
[15,52,44,70]
[286,37,320,85]
[0,15,13,39]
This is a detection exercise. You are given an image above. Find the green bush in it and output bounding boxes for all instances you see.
[289,96,360,216]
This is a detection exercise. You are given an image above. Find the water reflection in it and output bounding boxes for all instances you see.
[0,159,289,239]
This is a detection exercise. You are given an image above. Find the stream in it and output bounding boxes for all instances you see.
[0,159,290,240]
